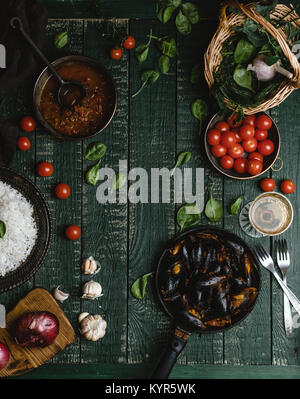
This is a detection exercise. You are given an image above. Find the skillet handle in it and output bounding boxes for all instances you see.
[151,328,190,379]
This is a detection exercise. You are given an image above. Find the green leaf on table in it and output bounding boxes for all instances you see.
[112,173,127,191]
[158,55,170,74]
[131,272,153,299]
[156,0,182,23]
[191,98,208,131]
[182,2,200,24]
[135,29,152,63]
[174,151,192,168]
[86,160,101,186]
[132,69,160,98]
[0,221,6,239]
[233,65,255,93]
[205,188,223,222]
[230,196,243,215]
[157,36,177,58]
[175,10,192,36]
[54,31,68,48]
[177,203,201,230]
[85,142,107,161]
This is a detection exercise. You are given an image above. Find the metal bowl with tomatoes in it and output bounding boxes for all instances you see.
[204,111,280,180]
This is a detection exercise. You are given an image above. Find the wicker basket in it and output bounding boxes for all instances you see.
[204,0,300,115]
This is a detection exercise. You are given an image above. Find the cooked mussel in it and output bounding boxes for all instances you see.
[230,287,258,314]
[204,315,231,328]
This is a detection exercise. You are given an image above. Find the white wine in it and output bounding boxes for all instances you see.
[249,192,293,236]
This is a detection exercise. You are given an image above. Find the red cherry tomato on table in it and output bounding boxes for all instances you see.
[242,137,257,153]
[280,179,295,194]
[255,129,268,141]
[20,116,36,132]
[257,139,275,156]
[220,131,237,148]
[239,124,255,140]
[220,155,234,170]
[122,35,135,49]
[227,144,244,159]
[211,144,227,158]
[234,158,248,174]
[207,129,221,146]
[215,121,230,133]
[256,114,272,130]
[17,136,31,151]
[248,152,263,163]
[55,183,71,199]
[227,113,243,128]
[247,159,263,176]
[65,225,81,241]
[110,46,123,60]
[37,162,54,177]
[243,115,256,127]
[260,178,276,192]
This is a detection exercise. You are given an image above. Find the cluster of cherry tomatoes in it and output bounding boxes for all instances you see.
[207,113,275,176]
[260,178,295,194]
[17,116,81,241]
[110,35,135,60]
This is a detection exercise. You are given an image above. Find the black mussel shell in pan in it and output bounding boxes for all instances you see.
[157,229,260,332]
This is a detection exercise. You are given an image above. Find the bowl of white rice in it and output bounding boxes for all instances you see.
[0,167,51,292]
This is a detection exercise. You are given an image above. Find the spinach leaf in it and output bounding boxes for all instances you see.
[230,196,243,215]
[234,39,257,64]
[233,65,255,93]
[174,151,192,168]
[205,189,223,222]
[112,173,127,191]
[175,10,192,35]
[182,2,200,24]
[190,63,202,84]
[86,160,101,186]
[131,272,153,299]
[0,221,6,239]
[54,31,68,48]
[156,0,182,23]
[177,203,201,230]
[132,69,160,98]
[135,29,152,63]
[156,36,177,58]
[85,142,107,161]
[158,55,170,74]
[255,0,278,16]
[234,19,267,48]
[191,99,208,131]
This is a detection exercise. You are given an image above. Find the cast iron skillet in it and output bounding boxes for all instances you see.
[152,226,261,379]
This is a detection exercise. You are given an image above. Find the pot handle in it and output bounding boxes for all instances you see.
[151,328,190,379]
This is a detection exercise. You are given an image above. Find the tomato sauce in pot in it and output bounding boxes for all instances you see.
[40,61,114,137]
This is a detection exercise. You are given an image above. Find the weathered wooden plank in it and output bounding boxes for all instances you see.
[33,20,83,364]
[81,19,129,364]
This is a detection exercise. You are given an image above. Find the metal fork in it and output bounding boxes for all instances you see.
[254,245,300,316]
[275,239,293,336]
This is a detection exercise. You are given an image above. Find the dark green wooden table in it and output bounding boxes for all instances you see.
[1,0,300,379]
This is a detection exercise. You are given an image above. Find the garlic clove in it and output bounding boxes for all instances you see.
[78,312,89,323]
[82,256,101,275]
[53,286,69,303]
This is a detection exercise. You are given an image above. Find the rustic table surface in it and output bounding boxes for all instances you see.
[1,0,300,379]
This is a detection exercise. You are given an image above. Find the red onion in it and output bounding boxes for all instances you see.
[0,342,10,370]
[13,311,59,348]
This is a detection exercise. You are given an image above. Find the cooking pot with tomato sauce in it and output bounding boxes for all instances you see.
[33,55,117,140]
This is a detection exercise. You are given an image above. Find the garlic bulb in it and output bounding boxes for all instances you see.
[82,280,103,299]
[82,256,100,275]
[79,313,107,341]
[248,55,293,82]
[53,286,69,303]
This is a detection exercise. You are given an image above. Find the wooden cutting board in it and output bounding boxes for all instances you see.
[0,288,76,378]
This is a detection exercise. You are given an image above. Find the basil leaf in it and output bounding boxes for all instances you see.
[230,196,243,215]
[112,173,126,191]
[135,30,152,63]
[86,160,101,186]
[85,142,107,161]
[158,54,170,74]
[234,39,257,64]
[191,98,208,131]
[131,272,153,300]
[233,65,255,93]
[177,203,201,231]
[175,10,192,36]
[54,31,68,48]
[205,190,223,222]
[174,151,192,168]
[190,63,201,84]
[132,69,160,98]
[182,2,200,24]
[0,221,6,239]
[158,6,175,23]
[157,36,177,58]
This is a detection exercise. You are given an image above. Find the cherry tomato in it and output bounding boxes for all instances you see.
[247,159,263,176]
[110,46,123,60]
[122,35,135,49]
[55,183,71,199]
[215,121,230,133]
[280,179,295,194]
[227,113,243,128]
[243,115,256,127]
[207,129,221,146]
[17,136,31,151]
[260,178,276,192]
[220,131,237,148]
[65,225,81,241]
[20,116,36,132]
[248,152,263,163]
[227,144,244,159]
[211,144,227,158]
[256,114,272,130]
[232,129,242,143]
[234,158,248,174]
[254,129,268,141]
[239,124,255,140]
[37,162,54,177]
[242,137,257,153]
[257,139,275,156]
[220,155,234,170]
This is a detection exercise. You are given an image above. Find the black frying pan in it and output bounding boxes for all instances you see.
[152,226,261,379]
